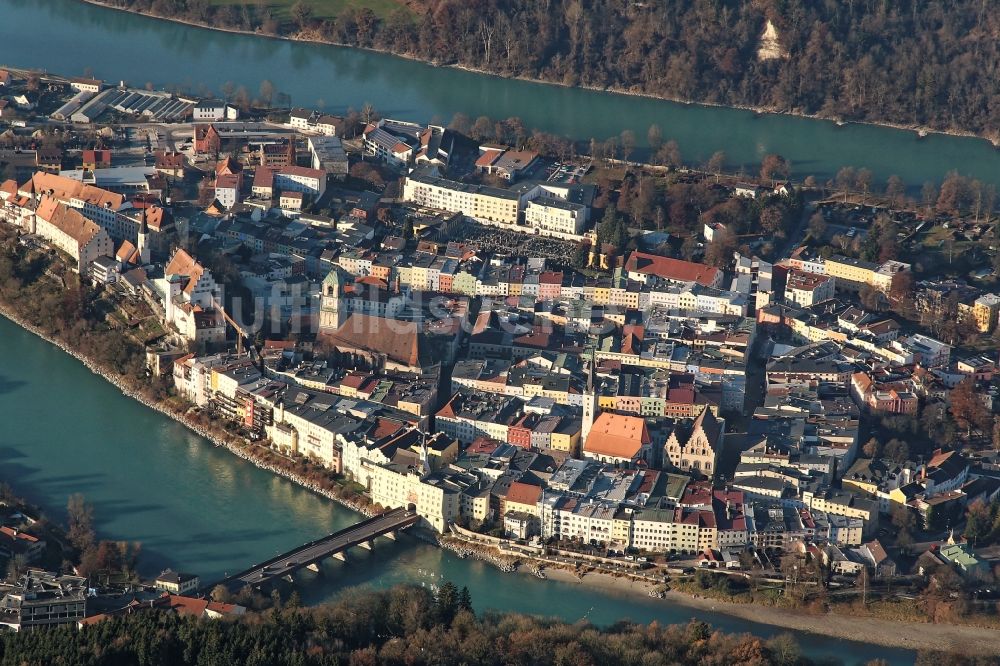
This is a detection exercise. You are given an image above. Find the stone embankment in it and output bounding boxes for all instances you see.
[438,536,518,572]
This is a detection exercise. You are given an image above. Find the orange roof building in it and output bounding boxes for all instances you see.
[116,239,140,265]
[165,248,207,297]
[503,481,543,516]
[583,412,652,465]
[23,171,125,211]
[82,149,112,170]
[625,250,722,288]
[33,195,113,272]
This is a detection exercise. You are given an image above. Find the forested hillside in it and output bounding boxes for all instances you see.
[120,0,1000,137]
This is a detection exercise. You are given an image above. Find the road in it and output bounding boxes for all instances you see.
[777,199,815,259]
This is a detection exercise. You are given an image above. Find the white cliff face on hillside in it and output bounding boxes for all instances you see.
[757,19,788,61]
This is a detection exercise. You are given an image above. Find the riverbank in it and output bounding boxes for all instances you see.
[0,304,377,522]
[444,525,1000,657]
[533,565,1000,656]
[70,0,998,148]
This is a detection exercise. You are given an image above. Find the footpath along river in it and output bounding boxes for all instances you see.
[0,314,917,664]
[1,0,1000,189]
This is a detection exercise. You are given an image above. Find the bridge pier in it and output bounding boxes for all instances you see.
[209,509,418,592]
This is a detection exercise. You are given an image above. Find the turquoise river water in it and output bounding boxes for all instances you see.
[0,0,998,189]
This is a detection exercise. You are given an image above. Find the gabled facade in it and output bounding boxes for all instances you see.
[664,408,724,477]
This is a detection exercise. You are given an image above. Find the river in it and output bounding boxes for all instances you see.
[0,315,915,664]
[1,0,999,190]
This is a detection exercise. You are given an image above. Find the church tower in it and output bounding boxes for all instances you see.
[581,349,599,448]
[319,268,344,334]
[137,207,150,265]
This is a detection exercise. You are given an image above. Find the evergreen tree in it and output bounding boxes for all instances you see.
[612,217,629,251]
[458,586,473,613]
[435,582,459,624]
[597,207,618,247]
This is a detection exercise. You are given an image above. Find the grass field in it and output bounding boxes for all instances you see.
[209,0,413,21]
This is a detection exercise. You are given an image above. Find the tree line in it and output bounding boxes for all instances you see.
[0,582,983,665]
[100,0,1000,138]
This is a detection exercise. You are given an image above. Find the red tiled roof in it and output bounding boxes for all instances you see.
[252,166,276,189]
[584,412,650,460]
[681,481,713,507]
[865,539,890,565]
[205,601,242,615]
[679,507,716,528]
[78,613,109,626]
[371,416,407,441]
[216,173,240,189]
[165,249,206,297]
[475,149,502,168]
[174,353,195,367]
[505,481,542,507]
[145,206,169,232]
[667,387,696,404]
[155,151,186,169]
[355,275,388,289]
[35,196,103,248]
[215,156,241,176]
[0,179,18,198]
[163,595,209,618]
[467,436,501,454]
[27,171,124,210]
[0,526,38,543]
[340,372,369,390]
[625,251,720,287]
[116,240,138,264]
[82,149,111,166]
[928,449,955,469]
[279,165,324,180]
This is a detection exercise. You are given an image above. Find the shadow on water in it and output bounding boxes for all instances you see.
[0,374,26,395]
[0,445,28,461]
[35,472,108,496]
[93,501,165,518]
[154,528,291,550]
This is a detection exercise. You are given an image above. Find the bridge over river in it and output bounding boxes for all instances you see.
[207,507,419,594]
